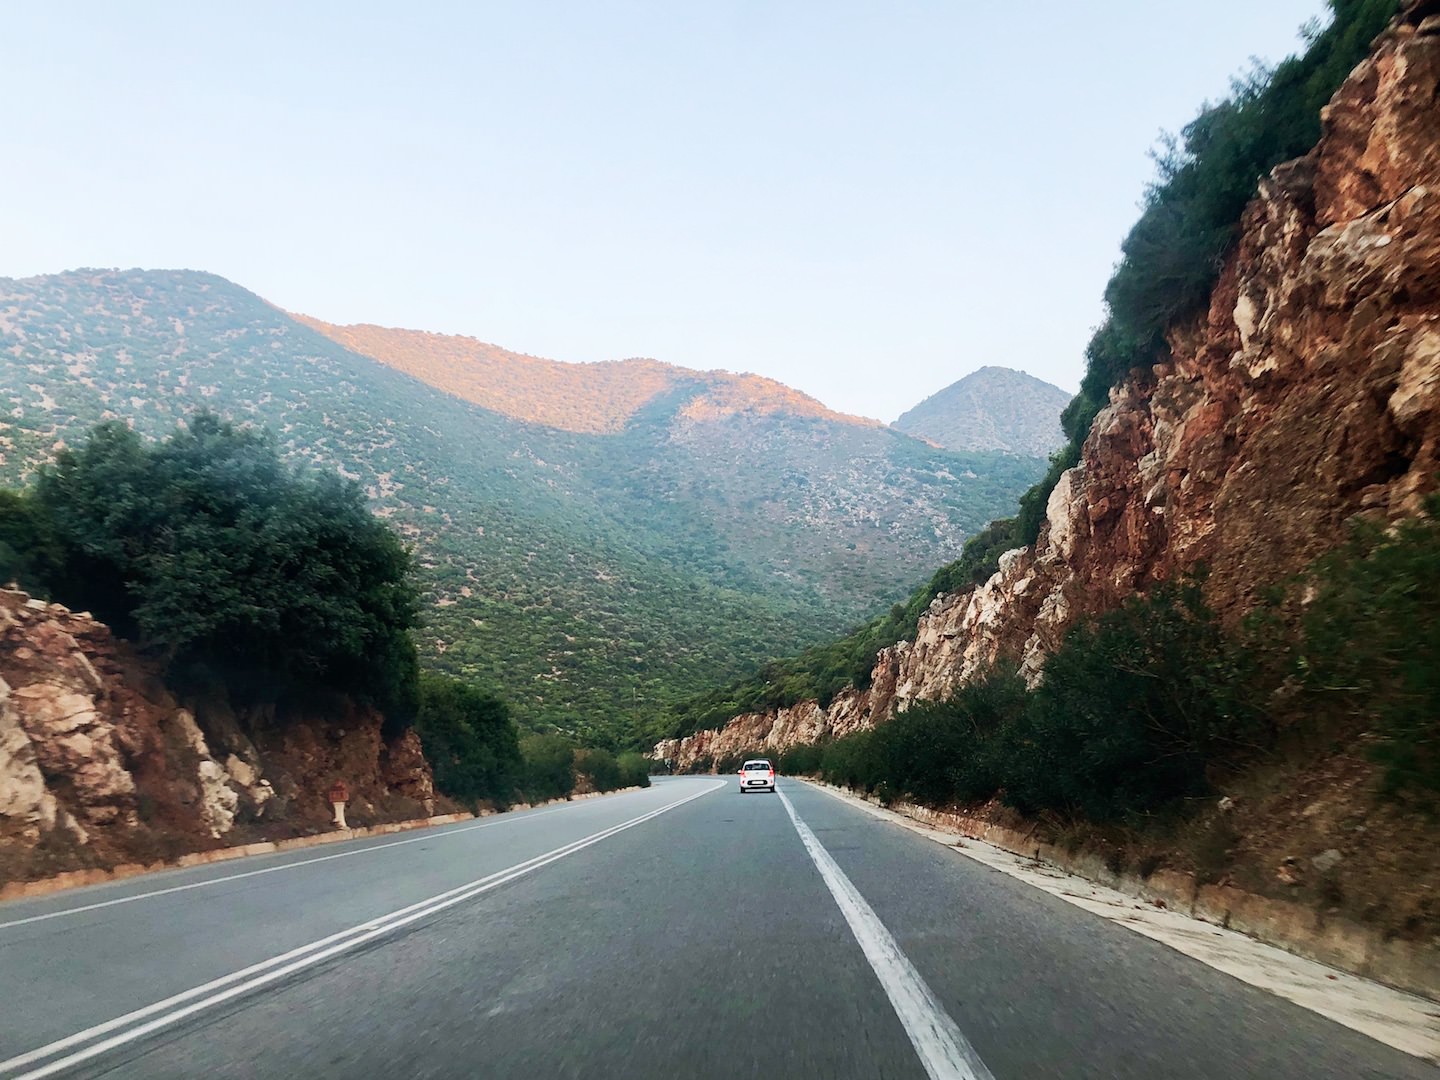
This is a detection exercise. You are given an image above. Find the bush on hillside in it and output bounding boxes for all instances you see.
[415,673,522,807]
[778,743,823,775]
[1004,582,1267,820]
[819,731,880,794]
[616,752,653,788]
[814,582,1265,821]
[12,413,421,721]
[0,490,64,595]
[573,748,650,791]
[815,666,1026,804]
[1297,494,1440,798]
[574,747,623,792]
[521,733,577,802]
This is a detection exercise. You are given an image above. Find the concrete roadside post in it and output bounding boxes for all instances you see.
[328,780,349,830]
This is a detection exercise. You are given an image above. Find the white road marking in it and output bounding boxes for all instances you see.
[803,779,1440,1065]
[0,789,659,931]
[0,780,724,1080]
[776,789,995,1080]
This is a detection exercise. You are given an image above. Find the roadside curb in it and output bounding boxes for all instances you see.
[0,785,644,904]
[798,778,1440,1005]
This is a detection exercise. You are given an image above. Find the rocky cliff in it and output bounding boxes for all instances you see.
[658,4,1440,771]
[0,591,437,884]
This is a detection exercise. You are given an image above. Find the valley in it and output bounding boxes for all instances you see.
[0,270,1044,744]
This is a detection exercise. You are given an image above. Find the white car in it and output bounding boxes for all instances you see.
[738,758,776,793]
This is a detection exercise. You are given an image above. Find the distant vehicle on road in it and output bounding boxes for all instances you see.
[738,759,775,793]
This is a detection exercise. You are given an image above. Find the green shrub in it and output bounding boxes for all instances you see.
[521,733,577,801]
[778,743,824,775]
[820,731,881,793]
[415,673,521,807]
[574,747,623,792]
[816,665,1026,804]
[816,586,1264,822]
[616,752,653,788]
[1004,582,1265,821]
[0,489,64,595]
[1296,495,1440,798]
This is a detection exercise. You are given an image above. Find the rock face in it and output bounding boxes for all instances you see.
[0,591,438,883]
[658,5,1440,772]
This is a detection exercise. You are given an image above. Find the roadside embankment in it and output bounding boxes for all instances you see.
[0,785,643,903]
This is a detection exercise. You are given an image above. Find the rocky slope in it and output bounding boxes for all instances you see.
[0,590,437,884]
[658,4,1440,768]
[892,366,1070,455]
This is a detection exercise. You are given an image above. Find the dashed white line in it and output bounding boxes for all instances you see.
[777,788,994,1080]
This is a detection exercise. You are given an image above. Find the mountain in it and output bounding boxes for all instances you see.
[289,315,866,435]
[0,269,1047,745]
[892,366,1070,456]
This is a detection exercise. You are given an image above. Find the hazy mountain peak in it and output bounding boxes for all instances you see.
[892,366,1069,456]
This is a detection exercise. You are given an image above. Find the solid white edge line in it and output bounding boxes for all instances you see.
[776,788,994,1080]
[0,780,724,1080]
[799,778,1440,1066]
[0,789,660,931]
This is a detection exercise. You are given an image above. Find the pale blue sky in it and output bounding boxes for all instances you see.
[5,1,1327,421]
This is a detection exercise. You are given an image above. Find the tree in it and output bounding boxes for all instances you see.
[31,412,421,720]
[415,673,522,805]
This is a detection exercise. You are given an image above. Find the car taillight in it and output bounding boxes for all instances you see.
[768,770,774,778]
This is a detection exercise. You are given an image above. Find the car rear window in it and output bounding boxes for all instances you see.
[743,761,771,770]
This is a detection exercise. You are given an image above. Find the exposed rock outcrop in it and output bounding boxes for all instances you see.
[0,591,438,884]
[658,4,1440,772]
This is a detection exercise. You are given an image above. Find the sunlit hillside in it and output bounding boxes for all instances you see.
[294,316,874,435]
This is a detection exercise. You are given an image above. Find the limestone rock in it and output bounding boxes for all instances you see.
[0,676,59,836]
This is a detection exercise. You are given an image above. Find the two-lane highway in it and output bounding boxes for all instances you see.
[1,777,1434,1078]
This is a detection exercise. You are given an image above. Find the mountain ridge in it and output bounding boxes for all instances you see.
[291,314,879,436]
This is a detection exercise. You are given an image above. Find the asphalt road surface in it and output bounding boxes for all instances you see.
[0,777,1433,1079]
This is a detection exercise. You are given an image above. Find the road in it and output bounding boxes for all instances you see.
[0,777,1433,1079]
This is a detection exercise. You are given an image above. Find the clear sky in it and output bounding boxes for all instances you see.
[4,1,1327,422]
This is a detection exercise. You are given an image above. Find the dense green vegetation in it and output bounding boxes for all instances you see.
[667,1,1401,744]
[415,673,649,806]
[810,583,1263,821]
[0,270,1043,747]
[2,412,421,718]
[787,498,1440,816]
[1296,495,1440,798]
[415,673,523,805]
